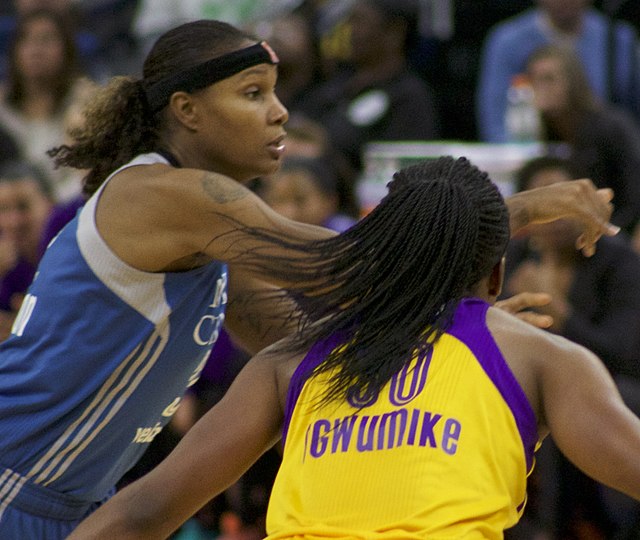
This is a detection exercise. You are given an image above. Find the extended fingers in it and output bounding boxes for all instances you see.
[495,292,553,329]
[495,291,551,313]
[514,311,553,329]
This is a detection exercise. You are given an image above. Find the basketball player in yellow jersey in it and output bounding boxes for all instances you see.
[69,157,640,540]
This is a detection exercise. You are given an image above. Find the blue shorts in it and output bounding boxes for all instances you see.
[0,468,112,539]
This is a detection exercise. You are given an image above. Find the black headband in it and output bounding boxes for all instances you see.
[144,41,279,113]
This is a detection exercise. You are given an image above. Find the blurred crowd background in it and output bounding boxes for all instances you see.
[0,1,639,539]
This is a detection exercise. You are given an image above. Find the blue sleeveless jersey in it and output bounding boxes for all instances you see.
[0,154,227,524]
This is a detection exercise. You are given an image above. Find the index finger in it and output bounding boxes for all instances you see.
[495,291,552,314]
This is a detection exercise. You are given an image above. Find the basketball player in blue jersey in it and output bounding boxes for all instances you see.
[0,16,618,540]
[68,156,640,540]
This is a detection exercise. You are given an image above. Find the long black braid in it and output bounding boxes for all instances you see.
[229,156,510,403]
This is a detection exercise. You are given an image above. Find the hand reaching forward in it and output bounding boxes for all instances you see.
[507,180,618,256]
[495,291,553,329]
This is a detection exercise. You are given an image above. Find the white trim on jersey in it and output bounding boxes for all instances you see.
[0,469,26,522]
[77,153,172,324]
[25,326,169,487]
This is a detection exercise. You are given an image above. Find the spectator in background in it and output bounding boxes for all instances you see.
[249,8,322,115]
[278,113,359,218]
[255,156,357,233]
[0,0,108,81]
[295,0,440,178]
[476,0,640,142]
[280,113,332,161]
[503,155,640,540]
[0,8,95,202]
[131,0,298,59]
[73,0,139,78]
[526,43,640,235]
[0,160,52,340]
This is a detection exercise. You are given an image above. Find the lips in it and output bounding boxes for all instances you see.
[267,134,286,159]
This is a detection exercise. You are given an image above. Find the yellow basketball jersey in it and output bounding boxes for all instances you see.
[266,298,539,539]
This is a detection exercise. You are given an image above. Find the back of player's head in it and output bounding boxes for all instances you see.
[385,156,509,288]
[257,155,509,403]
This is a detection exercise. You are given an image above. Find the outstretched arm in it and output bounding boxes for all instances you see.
[68,344,300,539]
[538,336,640,500]
[97,165,337,284]
[506,179,618,256]
[224,269,301,354]
[498,180,617,328]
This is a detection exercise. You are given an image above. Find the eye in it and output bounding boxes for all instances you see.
[245,86,262,99]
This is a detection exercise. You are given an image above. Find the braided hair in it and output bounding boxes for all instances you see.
[235,156,510,404]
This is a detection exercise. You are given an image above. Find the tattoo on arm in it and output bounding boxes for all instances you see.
[228,289,268,337]
[227,288,297,350]
[201,172,248,204]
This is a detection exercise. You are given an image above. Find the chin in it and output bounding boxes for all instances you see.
[263,159,284,176]
[234,157,282,183]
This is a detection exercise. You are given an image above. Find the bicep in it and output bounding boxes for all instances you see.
[540,342,640,499]
[184,171,334,275]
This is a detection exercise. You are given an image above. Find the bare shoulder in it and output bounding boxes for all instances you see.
[99,163,203,222]
[200,170,252,204]
[106,164,252,207]
[486,304,586,359]
[485,306,596,429]
[96,164,262,270]
[254,337,307,408]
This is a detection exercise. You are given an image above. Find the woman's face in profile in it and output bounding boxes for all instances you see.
[186,61,289,182]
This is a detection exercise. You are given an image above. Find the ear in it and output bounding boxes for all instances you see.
[167,91,200,131]
[488,257,506,298]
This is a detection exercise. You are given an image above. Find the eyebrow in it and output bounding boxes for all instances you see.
[236,64,276,79]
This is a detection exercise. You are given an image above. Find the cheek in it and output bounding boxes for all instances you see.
[208,114,259,153]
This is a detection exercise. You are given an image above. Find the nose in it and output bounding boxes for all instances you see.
[270,94,289,125]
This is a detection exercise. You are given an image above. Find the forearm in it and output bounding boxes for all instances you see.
[225,274,299,354]
[505,185,571,233]
[506,180,616,253]
[505,190,532,235]
[69,488,172,539]
[70,356,285,539]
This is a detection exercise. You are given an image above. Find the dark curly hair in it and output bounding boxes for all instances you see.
[48,19,256,196]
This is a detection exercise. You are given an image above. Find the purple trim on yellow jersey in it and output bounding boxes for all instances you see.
[283,298,538,470]
[446,297,538,470]
[283,332,344,443]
